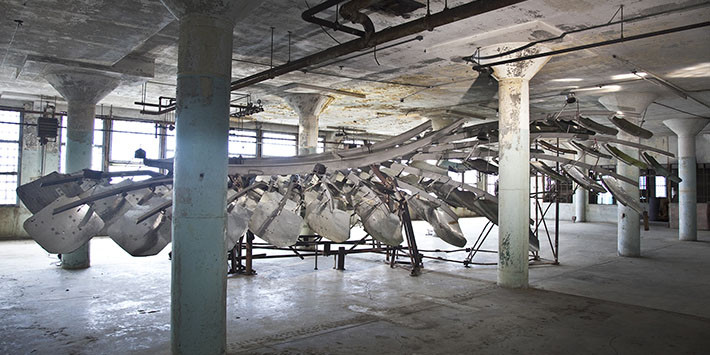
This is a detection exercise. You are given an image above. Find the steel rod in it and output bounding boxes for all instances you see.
[473,21,710,70]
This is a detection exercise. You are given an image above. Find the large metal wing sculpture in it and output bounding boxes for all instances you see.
[17,113,679,257]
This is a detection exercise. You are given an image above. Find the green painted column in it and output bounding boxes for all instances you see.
[158,1,260,353]
[45,69,119,269]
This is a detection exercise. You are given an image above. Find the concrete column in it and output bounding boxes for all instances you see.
[574,186,587,222]
[324,131,337,152]
[599,93,657,257]
[158,1,258,354]
[664,118,709,241]
[480,43,549,288]
[283,93,333,155]
[45,69,119,269]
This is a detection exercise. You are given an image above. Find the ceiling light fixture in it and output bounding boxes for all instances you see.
[611,72,647,80]
[574,85,622,93]
[551,78,583,82]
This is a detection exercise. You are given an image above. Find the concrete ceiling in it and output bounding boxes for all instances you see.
[0,0,709,136]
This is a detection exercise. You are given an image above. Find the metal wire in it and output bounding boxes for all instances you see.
[1,20,22,69]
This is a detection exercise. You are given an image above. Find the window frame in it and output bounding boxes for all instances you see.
[58,116,104,173]
[261,131,297,157]
[0,110,22,206]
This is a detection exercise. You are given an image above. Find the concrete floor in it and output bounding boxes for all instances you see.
[1,218,709,354]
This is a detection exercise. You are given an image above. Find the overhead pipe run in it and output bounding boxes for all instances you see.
[465,2,710,63]
[612,54,710,112]
[230,0,527,91]
[339,0,378,43]
[467,21,710,71]
[302,0,366,37]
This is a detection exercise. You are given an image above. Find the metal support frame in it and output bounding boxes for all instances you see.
[225,231,388,275]
[425,140,563,268]
[463,221,497,266]
[399,202,423,276]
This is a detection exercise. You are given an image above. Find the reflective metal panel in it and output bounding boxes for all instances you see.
[23,196,104,254]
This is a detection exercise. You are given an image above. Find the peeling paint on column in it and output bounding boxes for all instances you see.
[479,42,550,289]
[499,233,511,266]
[282,93,334,156]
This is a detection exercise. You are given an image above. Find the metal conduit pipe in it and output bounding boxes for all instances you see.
[468,1,710,61]
[339,0,378,43]
[302,0,365,37]
[230,0,527,91]
[471,21,710,71]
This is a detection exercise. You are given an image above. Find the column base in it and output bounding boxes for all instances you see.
[679,235,698,242]
[497,270,528,289]
[61,242,90,269]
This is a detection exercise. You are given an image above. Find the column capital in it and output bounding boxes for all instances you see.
[45,68,119,104]
[282,93,334,156]
[478,42,550,80]
[282,93,334,119]
[598,92,657,115]
[663,117,709,138]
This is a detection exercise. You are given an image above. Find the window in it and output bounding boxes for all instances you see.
[487,175,498,196]
[0,110,21,204]
[587,166,615,205]
[655,176,667,198]
[262,132,296,157]
[166,132,175,158]
[596,190,615,205]
[229,130,257,158]
[341,138,364,149]
[59,117,103,172]
[640,175,649,202]
[109,120,160,181]
[445,160,479,186]
[317,136,325,154]
[448,170,462,183]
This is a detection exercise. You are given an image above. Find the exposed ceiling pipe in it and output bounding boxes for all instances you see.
[231,56,429,87]
[230,0,527,91]
[302,0,365,37]
[612,54,710,111]
[469,21,710,70]
[467,1,710,62]
[305,35,423,71]
[339,0,379,43]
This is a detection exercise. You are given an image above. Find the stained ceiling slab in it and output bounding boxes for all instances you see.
[0,0,708,136]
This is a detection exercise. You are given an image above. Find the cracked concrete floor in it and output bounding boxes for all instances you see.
[1,218,709,354]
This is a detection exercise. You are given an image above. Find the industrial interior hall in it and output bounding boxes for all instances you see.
[0,0,709,354]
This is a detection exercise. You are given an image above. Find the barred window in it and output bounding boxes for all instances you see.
[229,130,257,158]
[0,110,21,205]
[262,132,297,157]
[59,117,103,172]
[109,120,160,181]
[317,136,325,153]
[655,176,667,198]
